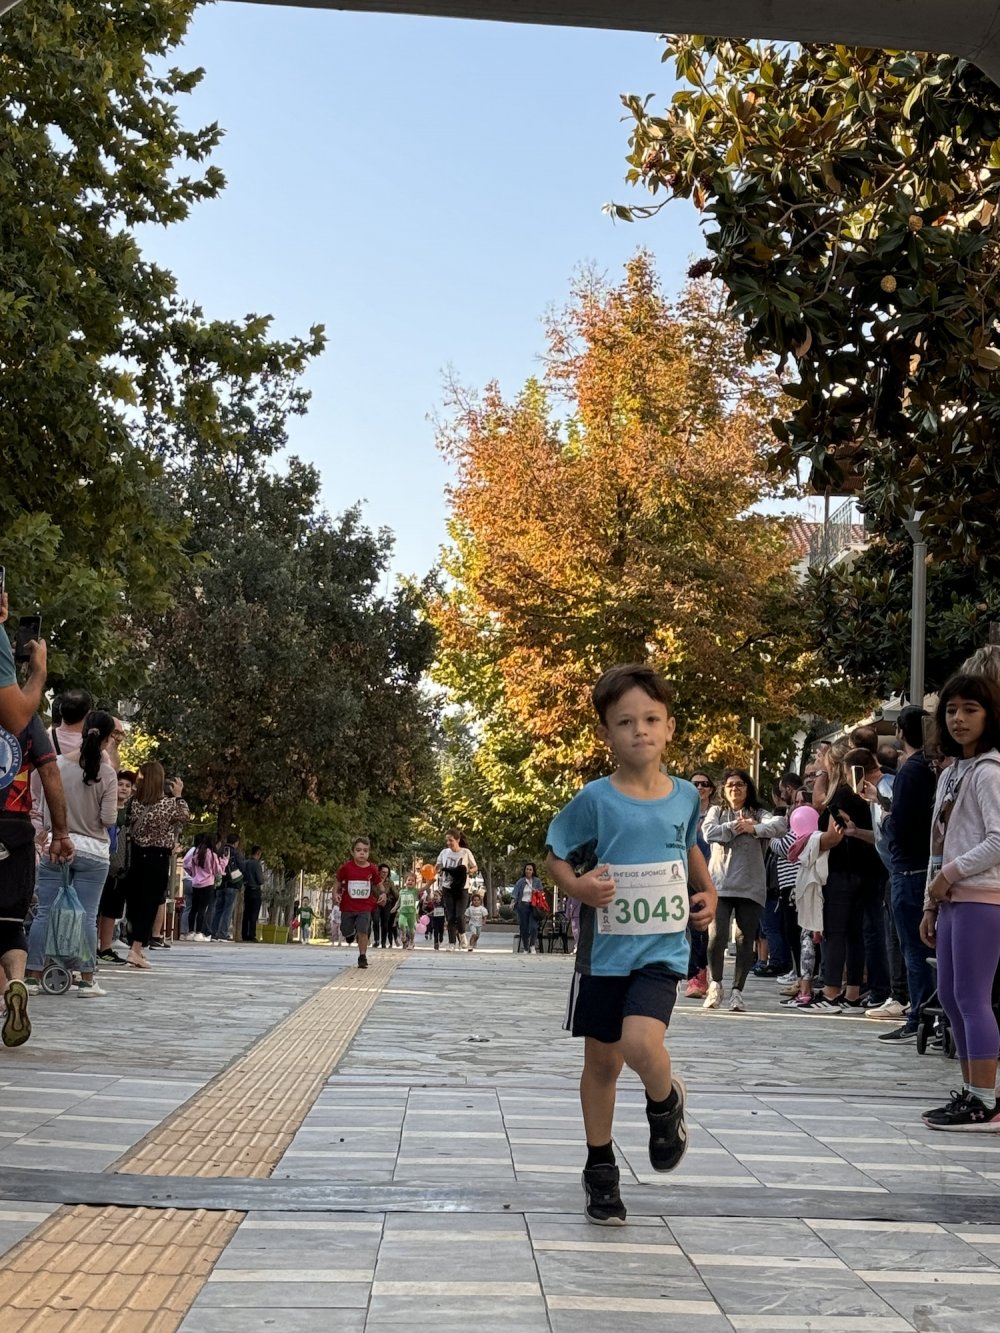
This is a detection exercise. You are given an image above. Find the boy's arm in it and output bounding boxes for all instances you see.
[545,852,615,909]
[687,845,717,931]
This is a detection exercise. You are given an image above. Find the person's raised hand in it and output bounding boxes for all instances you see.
[572,864,616,909]
[28,637,47,677]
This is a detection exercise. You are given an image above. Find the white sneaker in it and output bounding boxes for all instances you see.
[864,998,906,1020]
[703,981,723,1010]
[777,969,798,986]
[77,980,107,997]
[729,988,746,1013]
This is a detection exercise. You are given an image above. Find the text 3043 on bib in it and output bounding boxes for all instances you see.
[597,861,689,936]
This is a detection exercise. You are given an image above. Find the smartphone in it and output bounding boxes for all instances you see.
[13,615,41,664]
[850,765,865,793]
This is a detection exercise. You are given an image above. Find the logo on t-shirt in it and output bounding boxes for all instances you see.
[0,727,22,794]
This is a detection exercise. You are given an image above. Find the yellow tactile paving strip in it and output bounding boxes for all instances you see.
[0,954,402,1331]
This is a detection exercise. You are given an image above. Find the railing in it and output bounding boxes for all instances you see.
[809,499,862,567]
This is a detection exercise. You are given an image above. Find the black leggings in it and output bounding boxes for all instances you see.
[708,896,762,992]
[190,884,213,937]
[444,888,468,943]
[125,846,172,948]
[822,870,866,992]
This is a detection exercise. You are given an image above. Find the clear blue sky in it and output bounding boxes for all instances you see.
[140,4,709,580]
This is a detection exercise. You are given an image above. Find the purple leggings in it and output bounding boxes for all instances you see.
[936,901,1000,1062]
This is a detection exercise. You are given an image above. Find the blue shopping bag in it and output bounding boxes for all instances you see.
[45,865,89,967]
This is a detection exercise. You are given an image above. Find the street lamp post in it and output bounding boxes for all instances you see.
[903,511,927,706]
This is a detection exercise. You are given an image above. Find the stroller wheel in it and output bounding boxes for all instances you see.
[41,962,72,995]
[916,1021,928,1056]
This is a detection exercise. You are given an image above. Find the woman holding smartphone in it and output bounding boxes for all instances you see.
[814,739,882,1012]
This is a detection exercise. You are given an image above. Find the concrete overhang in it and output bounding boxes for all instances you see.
[242,1,1000,83]
[3,0,1000,82]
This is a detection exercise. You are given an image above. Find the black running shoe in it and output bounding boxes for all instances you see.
[582,1162,626,1226]
[358,954,369,969]
[647,1077,688,1172]
[2,980,30,1048]
[924,1089,1000,1131]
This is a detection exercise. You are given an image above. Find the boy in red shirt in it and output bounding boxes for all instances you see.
[336,837,381,970]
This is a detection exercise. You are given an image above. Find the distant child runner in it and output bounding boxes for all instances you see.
[335,837,382,970]
[920,673,1000,1130]
[397,874,418,950]
[466,893,488,951]
[546,664,717,1226]
[328,902,342,946]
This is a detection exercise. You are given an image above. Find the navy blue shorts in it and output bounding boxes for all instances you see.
[564,963,679,1044]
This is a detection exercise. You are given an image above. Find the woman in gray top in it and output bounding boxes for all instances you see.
[702,768,787,1013]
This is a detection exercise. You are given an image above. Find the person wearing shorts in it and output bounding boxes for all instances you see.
[336,837,382,970]
[546,664,717,1227]
[466,894,488,951]
[0,713,66,1046]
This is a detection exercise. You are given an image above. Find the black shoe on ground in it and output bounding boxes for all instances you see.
[878,1025,917,1043]
[358,954,369,969]
[97,948,127,966]
[647,1077,688,1172]
[582,1162,627,1226]
[924,1089,1000,1131]
[2,980,30,1048]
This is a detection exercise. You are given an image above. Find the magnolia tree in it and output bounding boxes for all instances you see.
[614,40,1000,684]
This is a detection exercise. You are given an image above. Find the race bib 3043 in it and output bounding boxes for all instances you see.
[597,861,689,936]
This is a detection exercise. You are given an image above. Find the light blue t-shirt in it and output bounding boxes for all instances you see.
[0,630,16,689]
[546,775,700,978]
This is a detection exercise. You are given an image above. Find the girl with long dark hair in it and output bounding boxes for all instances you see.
[27,711,117,996]
[920,674,1000,1130]
[702,768,786,1012]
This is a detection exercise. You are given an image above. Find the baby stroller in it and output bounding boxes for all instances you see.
[915,957,1000,1059]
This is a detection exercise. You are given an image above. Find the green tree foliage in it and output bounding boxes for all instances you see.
[617,39,1000,687]
[138,364,437,836]
[0,0,223,695]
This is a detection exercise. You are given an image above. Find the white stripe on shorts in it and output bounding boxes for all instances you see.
[564,972,581,1033]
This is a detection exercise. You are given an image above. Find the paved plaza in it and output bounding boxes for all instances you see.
[0,936,999,1331]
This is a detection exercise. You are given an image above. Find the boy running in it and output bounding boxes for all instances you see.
[466,892,488,951]
[335,837,382,970]
[546,664,717,1226]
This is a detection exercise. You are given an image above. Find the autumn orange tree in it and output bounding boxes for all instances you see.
[431,254,828,836]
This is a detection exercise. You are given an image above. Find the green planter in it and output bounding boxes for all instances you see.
[259,924,290,944]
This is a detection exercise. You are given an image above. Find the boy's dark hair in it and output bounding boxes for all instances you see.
[60,687,94,725]
[896,705,927,751]
[935,673,1000,757]
[850,724,879,752]
[877,743,901,773]
[592,663,673,725]
[844,746,879,775]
